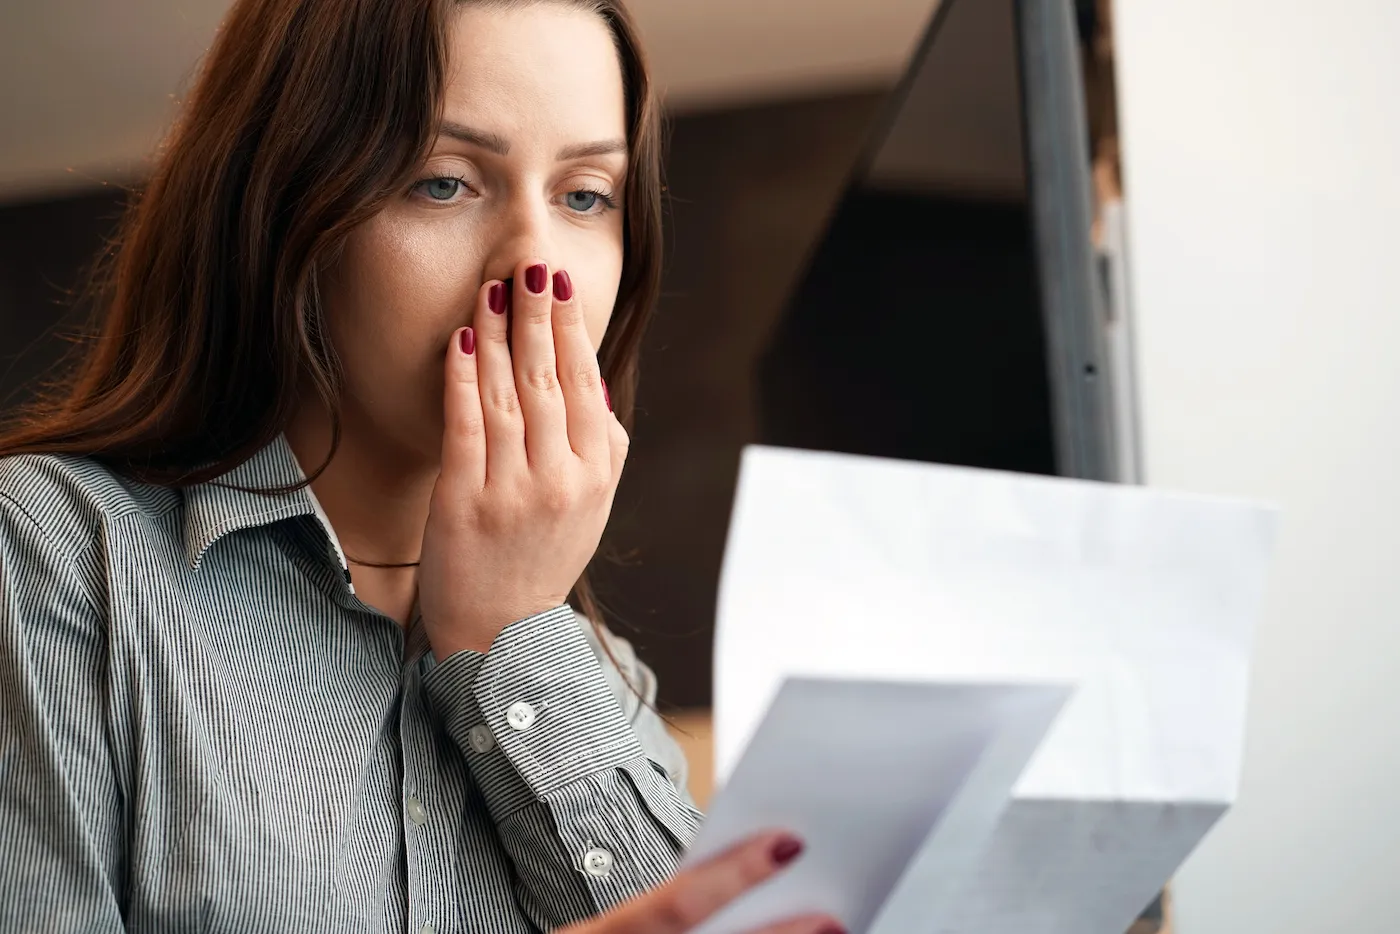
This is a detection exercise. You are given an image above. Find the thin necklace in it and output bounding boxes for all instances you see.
[344,553,421,569]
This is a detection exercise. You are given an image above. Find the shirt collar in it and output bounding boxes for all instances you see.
[181,434,317,571]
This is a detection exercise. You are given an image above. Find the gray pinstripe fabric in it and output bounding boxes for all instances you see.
[0,436,701,933]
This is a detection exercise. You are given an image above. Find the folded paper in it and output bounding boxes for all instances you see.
[684,678,1070,934]
[698,446,1276,934]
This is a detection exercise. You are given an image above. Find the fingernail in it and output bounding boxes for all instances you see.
[488,282,506,314]
[460,327,475,355]
[525,263,548,295]
[770,835,804,867]
[602,377,612,412]
[553,270,573,302]
[816,925,848,934]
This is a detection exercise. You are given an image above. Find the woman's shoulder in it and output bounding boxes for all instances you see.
[0,452,175,558]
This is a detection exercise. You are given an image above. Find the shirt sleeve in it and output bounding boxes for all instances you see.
[423,605,703,930]
[0,492,126,933]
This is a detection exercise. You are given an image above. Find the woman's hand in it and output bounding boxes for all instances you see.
[419,259,625,658]
[559,831,845,934]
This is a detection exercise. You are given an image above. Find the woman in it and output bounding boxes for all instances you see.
[0,1,843,932]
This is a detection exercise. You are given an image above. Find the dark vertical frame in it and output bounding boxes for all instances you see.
[1014,0,1118,480]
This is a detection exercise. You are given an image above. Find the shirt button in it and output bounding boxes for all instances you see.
[468,724,496,753]
[406,796,427,826]
[506,701,537,732]
[583,847,614,879]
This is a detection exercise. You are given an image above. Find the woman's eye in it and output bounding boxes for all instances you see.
[565,190,602,213]
[419,178,464,201]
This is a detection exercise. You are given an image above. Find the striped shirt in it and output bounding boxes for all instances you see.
[0,436,701,933]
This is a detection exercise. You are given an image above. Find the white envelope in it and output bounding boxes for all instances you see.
[705,445,1277,934]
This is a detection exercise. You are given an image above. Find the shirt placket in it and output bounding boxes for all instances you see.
[399,619,456,934]
[304,491,451,931]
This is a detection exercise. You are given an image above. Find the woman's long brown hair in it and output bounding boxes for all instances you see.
[0,0,663,637]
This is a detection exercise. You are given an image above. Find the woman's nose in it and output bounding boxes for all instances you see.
[483,198,555,286]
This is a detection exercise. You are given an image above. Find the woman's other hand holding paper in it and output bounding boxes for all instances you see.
[559,831,844,934]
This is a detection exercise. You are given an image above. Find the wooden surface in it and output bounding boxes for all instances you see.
[664,709,1172,934]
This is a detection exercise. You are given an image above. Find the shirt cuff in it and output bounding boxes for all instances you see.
[423,605,648,823]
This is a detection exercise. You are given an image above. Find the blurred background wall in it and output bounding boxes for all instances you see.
[1114,1,1400,932]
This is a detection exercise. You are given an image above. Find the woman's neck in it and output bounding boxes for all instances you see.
[284,403,438,625]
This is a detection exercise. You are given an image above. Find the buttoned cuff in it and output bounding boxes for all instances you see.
[424,605,648,823]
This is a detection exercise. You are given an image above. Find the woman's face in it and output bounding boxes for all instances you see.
[320,3,628,462]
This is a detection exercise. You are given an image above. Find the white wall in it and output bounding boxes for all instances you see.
[1113,2,1400,931]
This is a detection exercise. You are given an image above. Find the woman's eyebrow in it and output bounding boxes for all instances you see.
[556,139,628,160]
[439,122,511,155]
[438,123,626,161]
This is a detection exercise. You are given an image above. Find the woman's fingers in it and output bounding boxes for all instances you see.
[509,260,571,469]
[587,831,823,934]
[549,268,610,465]
[471,278,527,483]
[440,325,486,491]
[445,268,618,493]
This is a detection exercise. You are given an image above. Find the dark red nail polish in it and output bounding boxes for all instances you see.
[553,270,573,302]
[815,925,848,934]
[460,327,475,355]
[488,283,506,314]
[770,835,804,867]
[602,377,612,412]
[525,264,548,295]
